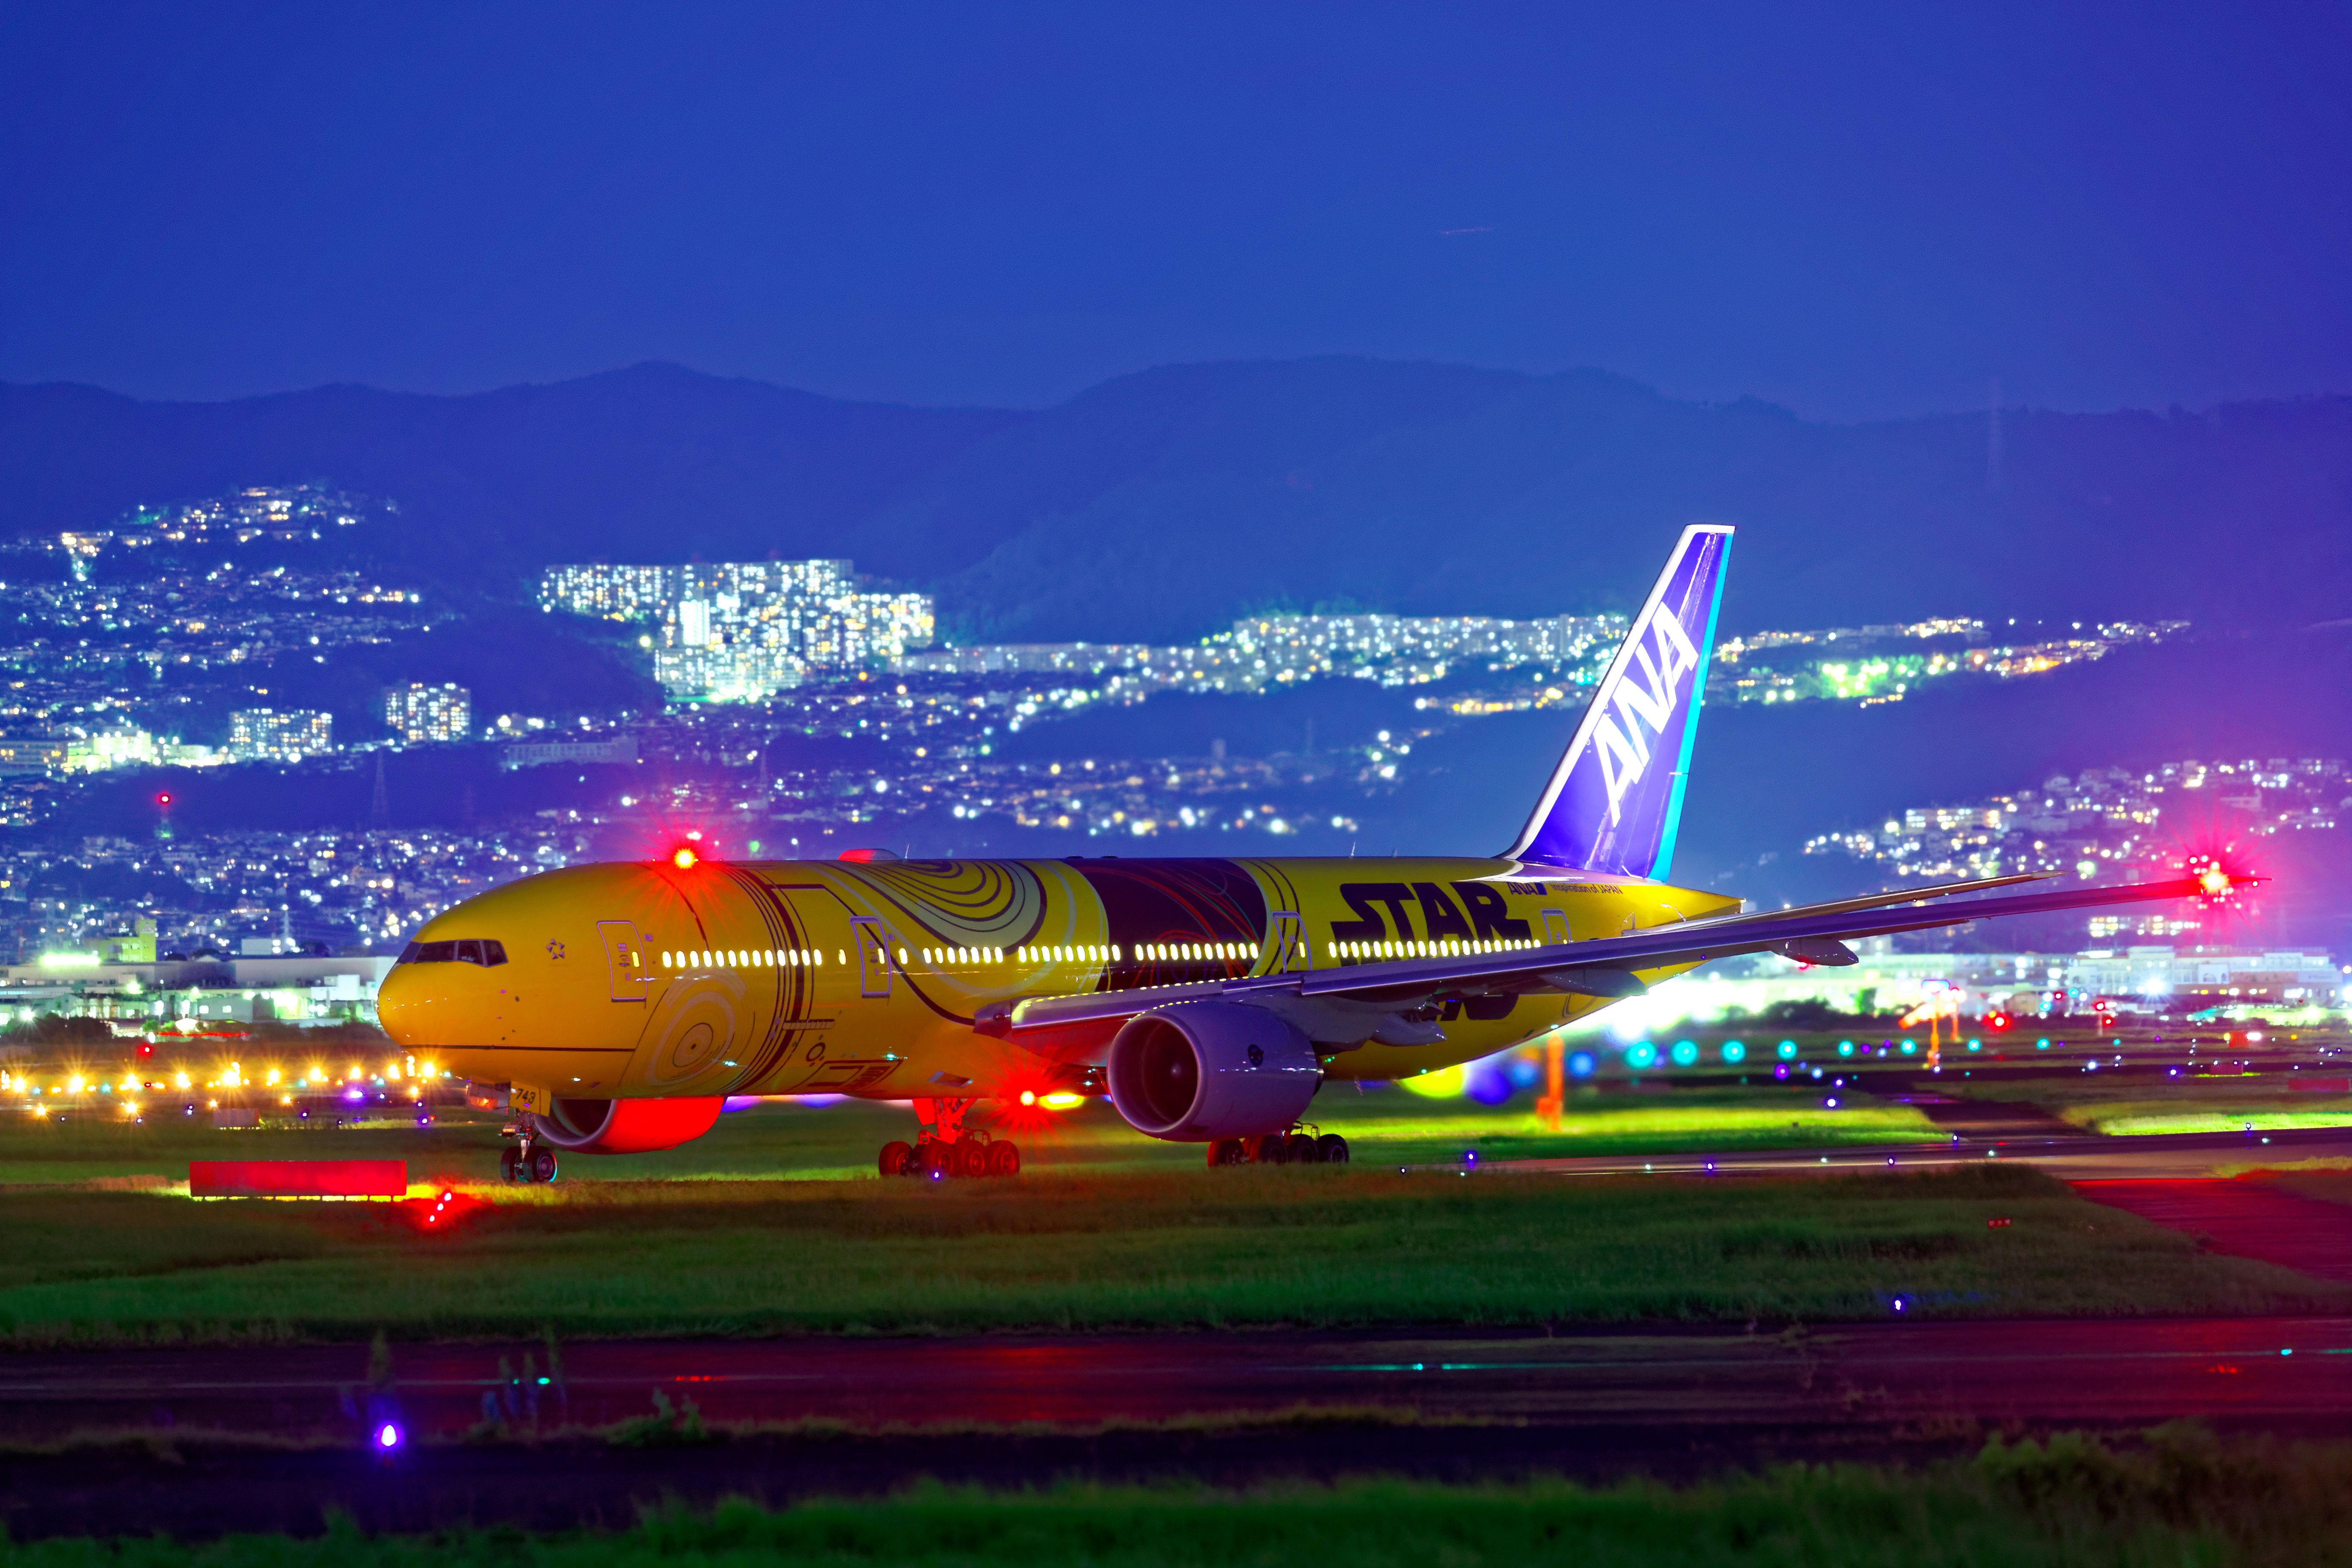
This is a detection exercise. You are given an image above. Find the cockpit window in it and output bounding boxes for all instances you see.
[398,938,508,967]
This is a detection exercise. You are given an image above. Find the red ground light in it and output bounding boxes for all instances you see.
[407,1185,484,1233]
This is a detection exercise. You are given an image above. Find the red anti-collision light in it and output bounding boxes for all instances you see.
[2183,851,2250,906]
[671,846,699,871]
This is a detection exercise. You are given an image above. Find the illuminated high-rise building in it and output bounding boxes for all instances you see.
[227,707,334,763]
[536,564,681,622]
[537,558,934,702]
[382,683,472,744]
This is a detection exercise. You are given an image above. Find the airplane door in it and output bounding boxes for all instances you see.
[1267,911,1311,973]
[597,920,651,1002]
[1540,908,1570,946]
[851,917,892,998]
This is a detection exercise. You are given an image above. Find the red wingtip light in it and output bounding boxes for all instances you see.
[671,846,699,871]
[2183,850,2248,906]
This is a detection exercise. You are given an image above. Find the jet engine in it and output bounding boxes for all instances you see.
[536,1095,724,1154]
[1105,1001,1320,1141]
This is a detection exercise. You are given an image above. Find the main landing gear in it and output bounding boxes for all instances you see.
[1208,1130,1348,1167]
[882,1093,1021,1179]
[500,1116,559,1185]
[878,1136,1021,1179]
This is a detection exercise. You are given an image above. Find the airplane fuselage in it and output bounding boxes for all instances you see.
[377,854,1739,1120]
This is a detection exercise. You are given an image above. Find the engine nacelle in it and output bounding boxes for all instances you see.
[1106,1001,1320,1142]
[537,1095,723,1154]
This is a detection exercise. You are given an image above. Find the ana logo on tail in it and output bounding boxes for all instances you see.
[1593,602,1701,824]
[1505,524,1733,881]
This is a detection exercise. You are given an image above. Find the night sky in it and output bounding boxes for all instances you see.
[3,1,2348,419]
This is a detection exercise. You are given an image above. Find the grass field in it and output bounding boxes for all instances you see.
[6,1428,2351,1566]
[2086,1106,2352,1136]
[1936,1074,2352,1136]
[0,1084,1946,1188]
[0,1162,2336,1344]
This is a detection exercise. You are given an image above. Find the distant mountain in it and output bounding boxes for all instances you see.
[917,359,2352,642]
[0,364,1023,594]
[3,357,2348,640]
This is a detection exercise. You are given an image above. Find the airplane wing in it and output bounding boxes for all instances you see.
[979,872,2228,1043]
[1705,871,2045,925]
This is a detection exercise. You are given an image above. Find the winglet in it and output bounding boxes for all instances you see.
[1505,524,1733,879]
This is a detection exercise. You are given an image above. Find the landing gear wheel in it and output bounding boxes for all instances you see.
[499,1145,524,1184]
[918,1141,953,1179]
[879,1140,916,1177]
[956,1141,990,1179]
[1316,1133,1350,1165]
[529,1148,559,1184]
[1286,1131,1321,1164]
[985,1140,1021,1177]
[1208,1138,1247,1167]
[1252,1132,1290,1166]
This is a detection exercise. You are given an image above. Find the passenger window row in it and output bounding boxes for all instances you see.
[664,948,828,970]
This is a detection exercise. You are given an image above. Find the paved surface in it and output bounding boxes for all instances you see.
[2076,1179,2352,1281]
[6,1317,2352,1442]
[7,1319,2352,1537]
[1908,1094,2082,1138]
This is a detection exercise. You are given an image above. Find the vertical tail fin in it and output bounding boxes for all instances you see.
[1504,524,1733,879]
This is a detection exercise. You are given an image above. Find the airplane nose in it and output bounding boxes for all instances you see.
[377,954,493,1049]
[376,962,433,1047]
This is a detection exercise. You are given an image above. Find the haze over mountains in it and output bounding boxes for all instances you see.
[3,358,2348,643]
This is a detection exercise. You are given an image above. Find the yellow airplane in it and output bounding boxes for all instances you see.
[379,526,2223,1182]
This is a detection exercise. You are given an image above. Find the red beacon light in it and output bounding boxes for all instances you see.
[671,845,699,871]
[2183,851,2247,906]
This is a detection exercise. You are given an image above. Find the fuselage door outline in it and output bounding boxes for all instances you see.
[1268,910,1311,974]
[851,916,892,999]
[1540,907,1571,946]
[596,920,651,1003]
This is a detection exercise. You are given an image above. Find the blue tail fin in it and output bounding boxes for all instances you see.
[1505,524,1733,879]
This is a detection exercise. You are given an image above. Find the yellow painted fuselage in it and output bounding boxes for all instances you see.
[377,854,1738,1112]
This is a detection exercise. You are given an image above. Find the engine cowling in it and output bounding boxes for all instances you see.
[1106,1001,1320,1141]
[536,1095,724,1153]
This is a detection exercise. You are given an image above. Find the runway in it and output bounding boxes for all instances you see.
[5,1316,2352,1441]
[7,1318,2352,1537]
